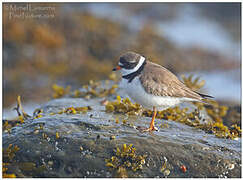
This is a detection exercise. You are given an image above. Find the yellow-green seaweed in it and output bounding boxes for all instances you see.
[105,144,147,177]
[105,96,241,139]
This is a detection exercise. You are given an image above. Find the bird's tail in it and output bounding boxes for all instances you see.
[197,92,214,99]
[194,92,214,105]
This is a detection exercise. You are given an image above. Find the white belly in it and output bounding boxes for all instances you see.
[120,77,194,110]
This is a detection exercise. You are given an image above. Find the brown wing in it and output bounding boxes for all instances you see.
[139,61,203,101]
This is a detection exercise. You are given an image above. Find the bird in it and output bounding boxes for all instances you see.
[112,51,213,132]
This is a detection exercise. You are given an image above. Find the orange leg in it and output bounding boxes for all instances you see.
[149,106,157,131]
[138,106,158,132]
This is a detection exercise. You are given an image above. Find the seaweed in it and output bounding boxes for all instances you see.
[72,80,118,99]
[14,95,31,122]
[105,96,142,115]
[2,144,20,177]
[3,144,20,161]
[56,106,92,115]
[52,84,71,99]
[2,163,16,178]
[52,79,118,100]
[105,97,241,139]
[105,144,147,177]
[3,96,31,132]
[181,75,205,91]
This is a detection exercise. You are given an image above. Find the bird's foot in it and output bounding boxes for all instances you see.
[136,126,158,132]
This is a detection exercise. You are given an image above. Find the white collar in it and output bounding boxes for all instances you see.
[121,56,145,76]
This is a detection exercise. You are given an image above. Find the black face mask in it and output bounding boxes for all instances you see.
[119,57,138,70]
[122,60,147,83]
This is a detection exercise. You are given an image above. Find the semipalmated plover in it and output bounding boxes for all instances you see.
[113,51,212,132]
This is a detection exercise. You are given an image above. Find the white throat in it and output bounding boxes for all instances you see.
[120,56,145,76]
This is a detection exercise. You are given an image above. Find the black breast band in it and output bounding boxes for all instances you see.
[122,60,147,83]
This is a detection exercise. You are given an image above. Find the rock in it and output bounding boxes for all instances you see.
[3,97,241,177]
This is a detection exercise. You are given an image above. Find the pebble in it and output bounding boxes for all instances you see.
[227,163,235,170]
[48,161,53,166]
[180,165,187,173]
[110,135,116,140]
[163,169,170,177]
[34,130,39,134]
[100,99,109,105]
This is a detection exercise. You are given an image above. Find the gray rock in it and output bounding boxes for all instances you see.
[3,98,241,177]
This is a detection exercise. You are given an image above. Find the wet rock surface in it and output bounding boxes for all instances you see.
[3,97,241,177]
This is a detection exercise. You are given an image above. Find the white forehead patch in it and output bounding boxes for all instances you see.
[121,56,145,76]
[129,60,136,63]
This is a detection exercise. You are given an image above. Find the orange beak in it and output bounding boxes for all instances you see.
[112,65,121,71]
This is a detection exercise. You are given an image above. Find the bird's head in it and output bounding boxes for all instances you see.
[113,51,146,76]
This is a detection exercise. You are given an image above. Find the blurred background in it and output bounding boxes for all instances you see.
[3,3,241,118]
